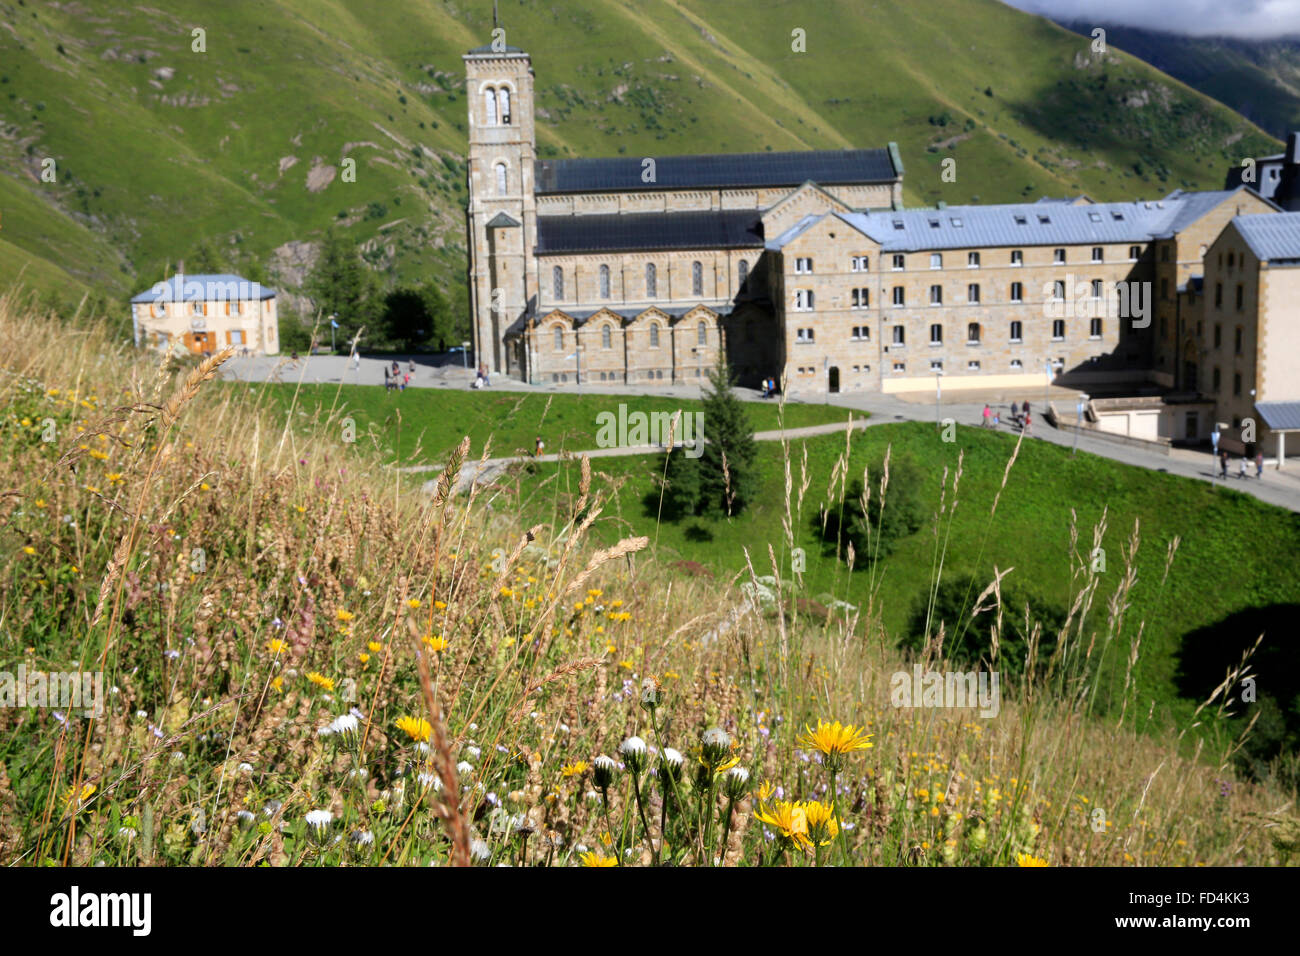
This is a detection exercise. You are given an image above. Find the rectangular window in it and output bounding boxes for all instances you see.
[796,328,814,343]
[892,361,905,372]
[851,255,869,272]
[1092,247,1103,262]
[851,288,870,309]
[967,283,980,303]
[967,360,980,371]
[1010,282,1023,303]
[892,286,905,307]
[1010,359,1023,370]
[930,323,943,345]
[1089,318,1102,338]
[930,360,943,371]
[1236,284,1244,311]
[1213,367,1221,392]
[1052,319,1065,340]
[795,289,815,311]
[795,257,813,274]
[1011,250,1023,266]
[1215,282,1223,307]
[892,325,905,346]
[968,252,980,268]
[230,329,245,345]
[1129,245,1140,260]
[1234,326,1243,354]
[930,253,943,269]
[1054,248,1066,264]
[1009,320,1022,342]
[851,325,870,341]
[1053,281,1066,301]
[1233,372,1242,396]
[929,285,942,305]
[1214,324,1222,348]
[892,254,905,270]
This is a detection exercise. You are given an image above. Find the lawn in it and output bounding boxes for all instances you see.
[512,420,1300,731]
[235,382,858,464]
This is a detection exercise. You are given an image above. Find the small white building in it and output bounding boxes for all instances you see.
[130,273,278,355]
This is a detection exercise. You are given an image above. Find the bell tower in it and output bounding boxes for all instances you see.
[464,29,536,377]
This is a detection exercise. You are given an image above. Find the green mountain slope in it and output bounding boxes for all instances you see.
[1055,19,1300,141]
[0,0,1281,321]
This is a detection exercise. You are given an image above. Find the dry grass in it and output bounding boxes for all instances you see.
[0,294,1295,866]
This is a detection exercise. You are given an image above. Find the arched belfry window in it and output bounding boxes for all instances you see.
[498,88,511,124]
[484,88,498,126]
[495,163,507,195]
[697,320,707,345]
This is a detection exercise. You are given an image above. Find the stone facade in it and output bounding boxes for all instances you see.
[130,273,278,355]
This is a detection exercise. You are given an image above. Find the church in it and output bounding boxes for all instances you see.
[463,41,1300,460]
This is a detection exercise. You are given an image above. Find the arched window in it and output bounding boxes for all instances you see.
[599,264,610,299]
[649,323,660,348]
[495,163,507,195]
[692,261,703,296]
[967,322,981,343]
[645,263,657,298]
[602,324,612,349]
[697,320,707,346]
[737,259,749,290]
[484,88,498,126]
[498,87,511,124]
[552,266,563,299]
[553,327,563,350]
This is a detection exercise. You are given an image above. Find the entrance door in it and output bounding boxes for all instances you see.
[187,331,210,354]
[828,366,840,393]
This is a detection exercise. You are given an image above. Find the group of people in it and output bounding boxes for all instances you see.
[1216,449,1264,481]
[384,359,414,392]
[760,378,778,398]
[982,400,1032,434]
[472,362,491,389]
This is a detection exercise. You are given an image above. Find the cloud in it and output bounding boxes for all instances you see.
[1001,0,1300,39]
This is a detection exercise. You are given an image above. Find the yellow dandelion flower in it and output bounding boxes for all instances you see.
[266,638,288,655]
[406,598,422,609]
[1016,853,1050,867]
[579,851,618,867]
[422,634,448,653]
[294,505,306,514]
[396,715,432,743]
[803,800,839,845]
[358,652,370,664]
[306,672,335,692]
[561,761,589,778]
[34,499,46,508]
[336,609,355,622]
[800,719,874,763]
[199,482,210,491]
[107,473,124,485]
[22,546,35,556]
[270,676,284,692]
[434,600,447,610]
[754,799,811,849]
[63,783,96,808]
[367,641,383,653]
[757,781,778,803]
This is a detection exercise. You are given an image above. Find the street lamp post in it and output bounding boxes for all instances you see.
[329,313,337,354]
[935,369,944,425]
[1073,392,1090,456]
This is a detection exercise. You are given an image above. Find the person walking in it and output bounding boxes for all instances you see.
[534,436,545,458]
[982,403,992,428]
[1256,451,1264,479]
[1219,449,1229,480]
[1239,455,1249,479]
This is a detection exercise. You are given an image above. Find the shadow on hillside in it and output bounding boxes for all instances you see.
[1174,603,1300,782]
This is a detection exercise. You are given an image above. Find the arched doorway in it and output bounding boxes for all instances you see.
[828,366,840,393]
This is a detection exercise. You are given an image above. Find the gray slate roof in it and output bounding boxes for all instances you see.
[537,210,763,254]
[767,189,1263,253]
[1256,401,1300,430]
[1233,213,1300,263]
[131,274,275,303]
[534,148,898,195]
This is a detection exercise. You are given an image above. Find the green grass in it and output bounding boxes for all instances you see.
[237,382,857,463]
[516,420,1300,731]
[0,0,1279,310]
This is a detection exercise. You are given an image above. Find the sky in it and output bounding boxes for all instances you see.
[1000,0,1300,39]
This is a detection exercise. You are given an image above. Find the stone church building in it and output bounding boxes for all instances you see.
[463,42,1300,459]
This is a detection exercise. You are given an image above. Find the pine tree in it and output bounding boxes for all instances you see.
[305,229,380,343]
[696,356,758,517]
[660,446,701,519]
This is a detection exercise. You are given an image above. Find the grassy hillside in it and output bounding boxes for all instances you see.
[3,298,1295,867]
[0,0,1280,318]
[513,420,1300,736]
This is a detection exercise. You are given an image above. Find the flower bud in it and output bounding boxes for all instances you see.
[619,736,647,775]
[593,754,618,791]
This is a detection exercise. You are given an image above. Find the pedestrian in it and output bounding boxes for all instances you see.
[992,411,1000,428]
[1256,451,1264,478]
[1239,455,1249,479]
[982,403,992,428]
[1024,411,1032,435]
[402,372,410,391]
[1219,450,1228,479]
[534,436,544,458]
[351,350,361,371]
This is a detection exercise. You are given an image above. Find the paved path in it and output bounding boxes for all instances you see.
[222,353,1300,512]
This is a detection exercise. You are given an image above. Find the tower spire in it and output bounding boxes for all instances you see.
[493,0,499,31]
